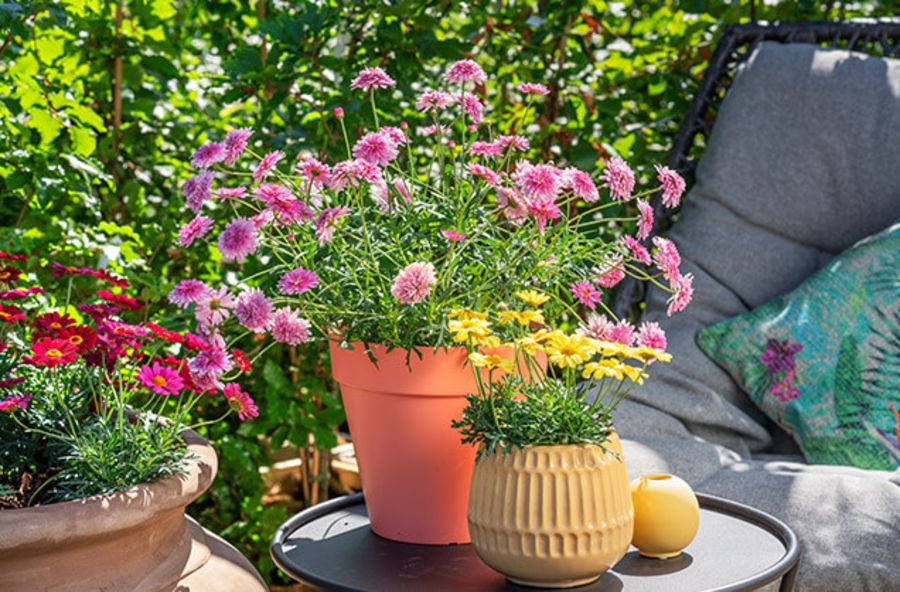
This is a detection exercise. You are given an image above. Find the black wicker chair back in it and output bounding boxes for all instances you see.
[611,20,900,319]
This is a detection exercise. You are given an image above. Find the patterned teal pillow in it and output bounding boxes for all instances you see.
[697,223,900,470]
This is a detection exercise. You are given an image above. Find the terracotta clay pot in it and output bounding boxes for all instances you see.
[468,433,634,588]
[0,429,267,592]
[329,341,500,545]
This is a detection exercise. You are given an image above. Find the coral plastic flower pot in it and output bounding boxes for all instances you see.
[329,341,482,544]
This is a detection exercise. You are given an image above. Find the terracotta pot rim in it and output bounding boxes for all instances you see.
[0,428,217,550]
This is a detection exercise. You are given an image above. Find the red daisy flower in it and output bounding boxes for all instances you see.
[146,322,184,344]
[91,269,129,289]
[97,289,142,310]
[33,312,77,335]
[58,325,98,353]
[29,338,79,367]
[0,252,26,263]
[0,304,25,324]
[231,348,252,373]
[0,266,22,284]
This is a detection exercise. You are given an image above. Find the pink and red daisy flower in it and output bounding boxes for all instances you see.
[224,383,259,421]
[183,172,214,213]
[666,273,694,317]
[527,197,561,234]
[562,167,599,203]
[636,199,654,240]
[415,90,454,112]
[29,338,79,367]
[609,320,636,346]
[0,394,31,412]
[623,235,651,266]
[514,162,562,201]
[466,163,502,187]
[297,157,331,186]
[517,82,551,95]
[0,304,25,325]
[441,230,467,242]
[315,206,351,246]
[195,287,234,327]
[169,279,211,308]
[636,321,667,350]
[459,92,483,124]
[33,311,77,334]
[137,362,185,395]
[97,289,142,310]
[652,237,682,283]
[656,165,686,209]
[58,325,97,353]
[189,347,234,377]
[577,313,615,341]
[353,131,399,166]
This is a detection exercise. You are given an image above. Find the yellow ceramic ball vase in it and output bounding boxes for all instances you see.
[630,474,699,559]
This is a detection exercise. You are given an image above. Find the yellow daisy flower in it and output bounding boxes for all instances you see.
[448,318,492,343]
[514,290,551,308]
[469,352,515,372]
[476,335,502,349]
[448,309,487,321]
[582,359,625,380]
[620,363,648,384]
[545,332,595,369]
[629,346,673,364]
[497,309,545,326]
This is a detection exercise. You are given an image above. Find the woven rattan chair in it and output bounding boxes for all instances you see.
[608,20,900,592]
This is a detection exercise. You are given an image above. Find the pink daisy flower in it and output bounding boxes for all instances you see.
[527,197,561,234]
[441,230,467,242]
[570,280,603,310]
[183,172,214,214]
[609,320,636,346]
[328,159,384,191]
[656,165,686,209]
[216,186,247,200]
[419,124,451,137]
[636,321,667,350]
[0,394,31,412]
[190,370,224,393]
[470,141,502,157]
[195,287,234,327]
[223,128,252,165]
[297,157,331,186]
[415,90,454,112]
[379,126,407,146]
[392,179,411,203]
[270,307,312,345]
[177,216,214,247]
[137,362,184,395]
[234,288,273,333]
[623,235,651,265]
[278,267,319,295]
[496,135,530,152]
[517,82,551,95]
[652,237,682,283]
[445,59,486,84]
[168,279,211,308]
[636,199,654,240]
[254,184,314,225]
[224,383,259,421]
[251,209,274,229]
[253,150,284,183]
[577,313,615,341]
[191,142,225,169]
[514,161,562,201]
[218,218,258,262]
[497,188,529,220]
[562,167,599,202]
[466,163,502,187]
[667,273,694,316]
[315,206,350,246]
[189,347,234,377]
[350,66,396,91]
[601,157,635,201]
[391,262,436,304]
[595,266,625,289]
[458,92,483,124]
[353,131,399,166]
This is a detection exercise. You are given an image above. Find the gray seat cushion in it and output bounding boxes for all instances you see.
[617,41,900,591]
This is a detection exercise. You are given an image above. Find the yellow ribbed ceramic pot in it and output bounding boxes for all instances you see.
[468,433,634,588]
[630,473,699,559]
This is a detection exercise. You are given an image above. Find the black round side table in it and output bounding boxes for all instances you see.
[271,492,800,592]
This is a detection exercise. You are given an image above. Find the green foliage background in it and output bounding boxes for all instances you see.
[1,0,895,584]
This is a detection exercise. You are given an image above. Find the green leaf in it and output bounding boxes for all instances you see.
[27,110,63,145]
[69,126,96,156]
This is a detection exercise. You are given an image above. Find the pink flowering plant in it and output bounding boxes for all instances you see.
[174,59,691,356]
[0,253,257,509]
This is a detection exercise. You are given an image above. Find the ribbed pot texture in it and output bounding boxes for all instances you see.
[0,429,267,592]
[468,434,634,588]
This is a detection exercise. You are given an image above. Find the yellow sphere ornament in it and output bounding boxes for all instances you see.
[630,474,700,559]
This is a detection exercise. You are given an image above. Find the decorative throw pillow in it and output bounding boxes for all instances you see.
[697,222,900,470]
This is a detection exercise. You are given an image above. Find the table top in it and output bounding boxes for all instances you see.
[271,493,800,592]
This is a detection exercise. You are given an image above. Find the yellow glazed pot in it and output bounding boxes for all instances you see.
[468,433,634,588]
[630,473,700,559]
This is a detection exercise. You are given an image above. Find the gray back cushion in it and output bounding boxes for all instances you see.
[630,42,900,455]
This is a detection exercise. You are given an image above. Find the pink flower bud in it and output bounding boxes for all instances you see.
[334,107,344,118]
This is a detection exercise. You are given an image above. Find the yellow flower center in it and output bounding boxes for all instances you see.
[151,375,168,388]
[46,349,63,358]
[68,335,83,346]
